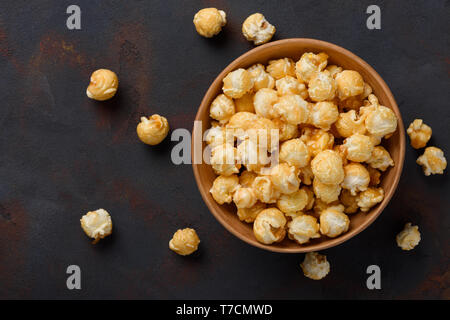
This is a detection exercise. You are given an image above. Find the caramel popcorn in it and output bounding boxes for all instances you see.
[275,76,308,99]
[239,170,258,188]
[295,52,328,83]
[339,189,359,214]
[222,68,253,99]
[319,205,350,238]
[362,99,398,139]
[272,118,299,141]
[210,94,235,123]
[237,201,266,223]
[253,208,287,244]
[86,69,118,101]
[80,209,113,244]
[300,252,330,280]
[234,93,255,113]
[416,146,447,176]
[341,163,370,195]
[169,228,200,256]
[300,127,334,157]
[273,94,310,125]
[308,101,339,130]
[210,143,241,176]
[269,163,300,194]
[277,187,309,214]
[137,114,170,146]
[308,71,336,102]
[233,187,257,209]
[366,146,394,171]
[247,64,275,91]
[396,223,421,251]
[357,187,384,212]
[407,119,432,149]
[279,138,310,168]
[242,13,276,45]
[237,138,269,172]
[267,58,296,80]
[335,70,364,100]
[334,110,366,138]
[367,166,381,186]
[193,8,226,38]
[313,177,342,204]
[254,88,278,118]
[288,215,320,244]
[252,176,280,204]
[342,133,375,162]
[311,150,344,185]
[210,174,239,205]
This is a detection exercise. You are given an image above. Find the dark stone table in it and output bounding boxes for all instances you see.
[0,0,448,299]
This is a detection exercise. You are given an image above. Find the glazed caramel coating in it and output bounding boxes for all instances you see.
[288,215,320,244]
[269,163,300,195]
[222,68,253,99]
[334,110,366,138]
[299,165,314,186]
[367,166,381,186]
[267,58,296,80]
[277,188,309,214]
[416,146,447,176]
[236,138,269,173]
[242,13,276,45]
[272,118,299,142]
[407,119,432,149]
[308,101,339,130]
[252,176,280,204]
[308,71,336,102]
[342,133,374,162]
[193,8,226,38]
[169,228,200,256]
[357,187,384,212]
[276,76,308,99]
[253,208,287,244]
[279,138,310,168]
[300,252,330,280]
[319,206,350,238]
[210,174,239,205]
[341,163,370,196]
[339,189,359,214]
[247,64,275,91]
[239,170,258,188]
[366,146,394,171]
[253,88,278,118]
[273,94,310,125]
[313,177,342,204]
[226,112,259,132]
[210,94,235,123]
[233,187,257,209]
[80,209,113,244]
[396,223,421,251]
[237,201,266,223]
[299,127,334,157]
[210,143,241,176]
[234,93,255,113]
[205,126,234,147]
[86,69,118,101]
[335,70,364,100]
[137,114,170,146]
[295,52,328,83]
[311,150,344,185]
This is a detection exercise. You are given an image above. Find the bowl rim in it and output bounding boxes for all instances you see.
[192,38,405,253]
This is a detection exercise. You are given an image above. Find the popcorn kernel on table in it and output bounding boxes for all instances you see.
[169,228,200,256]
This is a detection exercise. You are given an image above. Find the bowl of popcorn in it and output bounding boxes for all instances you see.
[192,38,405,253]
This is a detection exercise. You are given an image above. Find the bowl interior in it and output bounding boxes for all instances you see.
[193,39,405,253]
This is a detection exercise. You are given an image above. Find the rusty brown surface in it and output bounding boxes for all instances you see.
[0,0,448,299]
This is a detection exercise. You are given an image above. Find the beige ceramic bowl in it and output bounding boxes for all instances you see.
[192,39,405,253]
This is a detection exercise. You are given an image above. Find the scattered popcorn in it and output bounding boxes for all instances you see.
[80,209,113,244]
[193,8,226,38]
[396,223,421,251]
[242,13,276,45]
[319,205,350,238]
[407,119,432,149]
[253,208,287,244]
[169,228,200,256]
[300,252,330,280]
[86,69,118,101]
[137,114,170,145]
[416,146,447,176]
[288,215,320,244]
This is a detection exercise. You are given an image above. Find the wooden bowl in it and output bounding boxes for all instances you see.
[192,39,405,253]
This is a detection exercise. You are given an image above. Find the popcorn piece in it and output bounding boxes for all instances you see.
[319,205,350,238]
[279,138,310,168]
[295,52,328,83]
[273,94,310,125]
[325,65,343,78]
[210,94,235,123]
[334,110,366,138]
[303,186,315,211]
[300,128,334,157]
[396,223,421,251]
[86,69,118,101]
[357,187,384,212]
[253,88,278,118]
[253,208,287,244]
[210,174,239,205]
[205,126,234,147]
[416,146,447,176]
[407,119,432,149]
[169,228,200,256]
[366,146,394,171]
[275,76,308,99]
[313,199,340,215]
[226,112,259,132]
[300,252,330,280]
[234,93,255,113]
[299,165,314,185]
[269,163,300,194]
[311,150,344,185]
[341,163,370,195]
[247,64,275,91]
[248,117,279,151]
[277,187,309,214]
[313,177,341,204]
[80,209,113,244]
[267,58,296,80]
[237,201,266,223]
[288,215,320,244]
[233,187,257,209]
[308,71,336,102]
[137,114,170,146]
[367,166,381,186]
[193,8,226,38]
[342,133,374,162]
[309,101,339,130]
[252,176,280,204]
[237,138,269,173]
[335,70,364,100]
[222,68,253,99]
[239,170,258,188]
[210,143,241,176]
[242,13,276,45]
[361,99,398,138]
[272,118,299,141]
[339,189,359,214]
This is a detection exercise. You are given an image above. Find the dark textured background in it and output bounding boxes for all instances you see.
[0,0,449,299]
